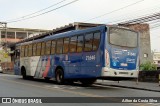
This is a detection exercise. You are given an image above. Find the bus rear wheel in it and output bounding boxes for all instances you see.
[55,68,64,84]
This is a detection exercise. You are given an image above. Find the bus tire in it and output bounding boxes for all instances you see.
[21,67,27,79]
[80,79,96,86]
[55,68,64,84]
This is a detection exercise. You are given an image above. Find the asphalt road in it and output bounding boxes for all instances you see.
[0,73,160,106]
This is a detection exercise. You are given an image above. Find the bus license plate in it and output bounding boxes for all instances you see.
[121,63,128,66]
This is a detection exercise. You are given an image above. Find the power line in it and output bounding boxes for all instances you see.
[6,0,68,22]
[7,0,79,23]
[118,12,160,25]
[107,6,160,24]
[83,0,145,22]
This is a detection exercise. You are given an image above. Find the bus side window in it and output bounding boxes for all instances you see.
[63,38,69,53]
[28,44,32,57]
[84,33,93,52]
[69,36,77,53]
[77,35,83,52]
[93,32,101,51]
[20,45,25,57]
[36,42,41,56]
[41,42,45,55]
[33,43,37,56]
[24,45,28,57]
[56,38,63,54]
[45,41,51,55]
[51,40,56,54]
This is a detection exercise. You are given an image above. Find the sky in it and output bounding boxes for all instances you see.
[0,0,160,51]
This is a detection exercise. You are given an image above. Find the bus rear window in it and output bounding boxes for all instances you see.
[109,27,138,48]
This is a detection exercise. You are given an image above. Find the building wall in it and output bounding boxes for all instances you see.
[122,24,152,64]
[152,52,160,68]
[0,27,50,44]
[0,27,50,63]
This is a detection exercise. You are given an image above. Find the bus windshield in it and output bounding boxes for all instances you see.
[109,27,138,48]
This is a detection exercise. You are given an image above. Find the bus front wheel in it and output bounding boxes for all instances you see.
[55,68,64,84]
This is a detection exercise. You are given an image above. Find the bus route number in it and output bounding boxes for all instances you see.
[86,55,96,60]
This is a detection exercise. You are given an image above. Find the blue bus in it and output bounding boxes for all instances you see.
[14,25,139,85]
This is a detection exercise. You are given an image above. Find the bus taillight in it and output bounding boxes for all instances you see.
[105,49,110,66]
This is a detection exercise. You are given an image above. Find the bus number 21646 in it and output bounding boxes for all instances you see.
[86,55,96,60]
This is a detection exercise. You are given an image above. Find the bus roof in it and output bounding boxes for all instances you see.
[43,25,106,42]
[20,25,106,45]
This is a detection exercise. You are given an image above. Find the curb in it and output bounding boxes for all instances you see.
[95,83,160,92]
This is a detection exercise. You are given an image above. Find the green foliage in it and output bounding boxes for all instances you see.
[140,61,157,71]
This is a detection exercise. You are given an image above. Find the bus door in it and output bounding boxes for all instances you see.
[14,49,20,75]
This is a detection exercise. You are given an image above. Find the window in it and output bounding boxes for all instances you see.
[109,27,138,47]
[20,46,25,57]
[144,53,148,58]
[7,32,15,38]
[41,42,45,55]
[33,43,37,56]
[45,41,51,55]
[77,35,83,52]
[24,45,28,57]
[36,42,41,56]
[63,38,69,53]
[1,31,5,38]
[16,32,27,39]
[84,33,93,52]
[56,39,63,54]
[51,40,56,54]
[70,36,77,53]
[93,32,101,51]
[28,44,32,56]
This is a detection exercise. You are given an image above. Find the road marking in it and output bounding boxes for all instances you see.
[44,85,82,90]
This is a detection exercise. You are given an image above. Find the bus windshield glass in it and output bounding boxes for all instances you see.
[109,27,138,47]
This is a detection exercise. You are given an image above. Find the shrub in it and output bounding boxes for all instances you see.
[140,61,157,71]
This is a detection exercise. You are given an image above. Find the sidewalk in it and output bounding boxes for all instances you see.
[96,80,160,92]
